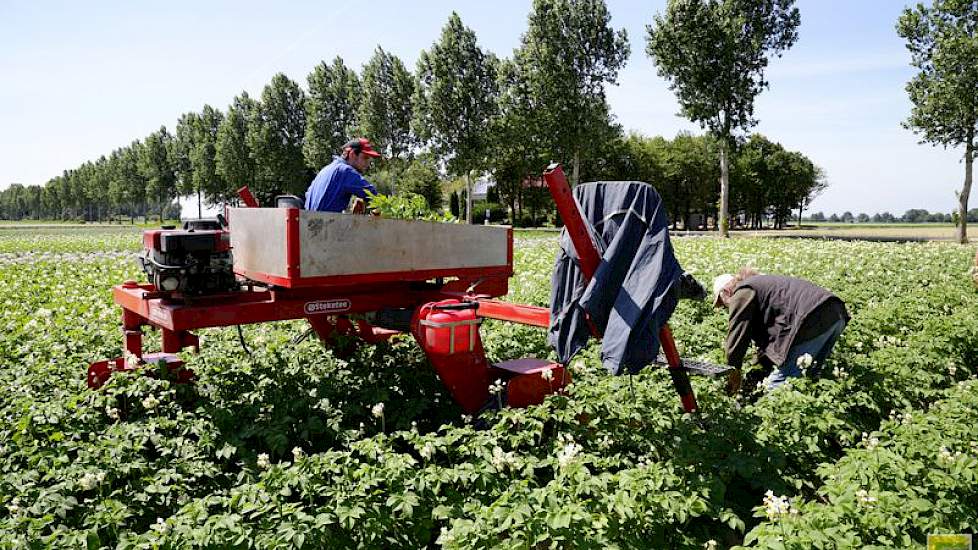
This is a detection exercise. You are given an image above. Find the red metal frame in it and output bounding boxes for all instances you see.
[285,208,301,280]
[475,300,550,327]
[543,164,602,281]
[105,278,510,359]
[237,186,259,208]
[236,265,515,290]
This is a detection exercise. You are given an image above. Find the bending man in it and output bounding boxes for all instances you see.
[305,138,380,212]
[713,268,849,393]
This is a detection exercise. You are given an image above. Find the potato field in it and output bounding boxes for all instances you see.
[1,228,977,549]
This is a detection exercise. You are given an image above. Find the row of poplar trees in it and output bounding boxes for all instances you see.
[7,0,923,235]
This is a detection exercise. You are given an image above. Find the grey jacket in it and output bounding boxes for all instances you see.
[727,275,849,367]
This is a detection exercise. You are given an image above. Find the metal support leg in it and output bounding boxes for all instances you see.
[122,309,144,359]
[660,324,697,413]
[162,329,199,354]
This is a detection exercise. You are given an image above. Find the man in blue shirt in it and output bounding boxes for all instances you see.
[304,138,381,212]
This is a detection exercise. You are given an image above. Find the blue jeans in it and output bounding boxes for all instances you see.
[766,319,846,391]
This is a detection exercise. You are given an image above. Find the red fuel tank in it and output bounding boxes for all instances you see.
[413,300,490,414]
[418,301,482,355]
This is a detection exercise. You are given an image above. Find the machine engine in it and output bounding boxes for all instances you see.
[138,221,236,295]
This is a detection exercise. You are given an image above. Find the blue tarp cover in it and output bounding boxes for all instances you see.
[548,181,682,375]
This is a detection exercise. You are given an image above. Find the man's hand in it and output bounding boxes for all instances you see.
[726,368,743,396]
[351,198,367,215]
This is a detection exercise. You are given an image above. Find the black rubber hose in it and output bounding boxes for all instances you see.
[236,325,251,355]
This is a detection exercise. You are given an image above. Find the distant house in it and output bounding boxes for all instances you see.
[471,176,496,201]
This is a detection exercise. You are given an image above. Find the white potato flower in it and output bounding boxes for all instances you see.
[141,394,159,410]
[796,353,813,371]
[762,490,794,519]
[257,453,271,470]
[490,446,516,470]
[79,472,99,491]
[557,441,581,468]
[151,517,170,534]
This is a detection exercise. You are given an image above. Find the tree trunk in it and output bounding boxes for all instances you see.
[572,151,581,187]
[719,140,730,237]
[197,188,203,219]
[509,195,517,225]
[798,197,805,228]
[958,138,974,244]
[465,172,473,224]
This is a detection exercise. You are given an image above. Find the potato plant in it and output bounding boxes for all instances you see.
[0,229,975,548]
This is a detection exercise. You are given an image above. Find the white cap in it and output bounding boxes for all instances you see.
[712,274,735,307]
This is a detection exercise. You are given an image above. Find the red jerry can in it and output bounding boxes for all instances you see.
[414,300,491,414]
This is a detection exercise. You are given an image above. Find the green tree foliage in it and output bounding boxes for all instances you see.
[0,184,27,219]
[489,57,552,223]
[777,150,825,228]
[193,105,226,212]
[414,12,498,223]
[581,132,714,229]
[104,149,125,218]
[897,0,978,243]
[646,0,800,236]
[450,190,460,218]
[359,47,415,160]
[486,183,499,204]
[733,135,777,228]
[662,133,719,228]
[216,92,257,201]
[106,142,147,222]
[88,157,111,221]
[733,135,825,229]
[304,57,361,170]
[173,112,201,200]
[515,0,630,186]
[139,126,177,222]
[398,155,444,210]
[902,209,931,224]
[174,107,226,217]
[248,73,310,201]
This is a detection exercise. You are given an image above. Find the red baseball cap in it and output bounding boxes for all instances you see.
[344,138,381,158]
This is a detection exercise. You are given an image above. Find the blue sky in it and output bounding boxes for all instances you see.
[0,0,966,216]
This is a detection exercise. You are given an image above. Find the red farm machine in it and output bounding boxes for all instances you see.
[88,164,724,414]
